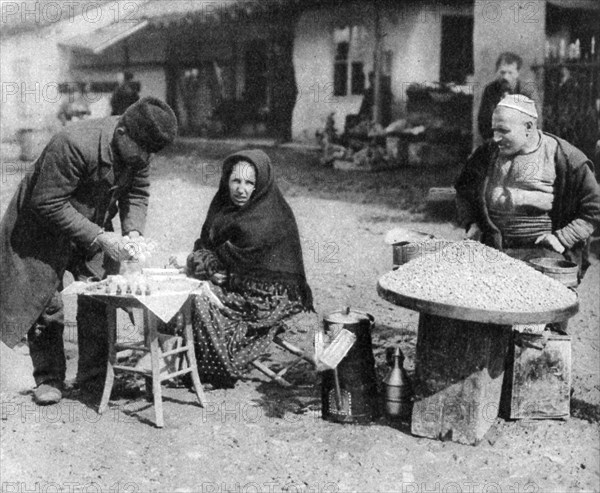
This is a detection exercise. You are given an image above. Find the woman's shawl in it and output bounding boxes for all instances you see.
[194,149,313,310]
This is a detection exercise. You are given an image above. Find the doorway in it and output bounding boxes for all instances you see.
[440,15,474,84]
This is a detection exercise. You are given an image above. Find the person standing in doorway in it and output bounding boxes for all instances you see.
[111,70,140,116]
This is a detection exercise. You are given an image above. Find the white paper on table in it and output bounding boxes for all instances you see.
[77,278,202,324]
[60,281,88,296]
[134,290,194,323]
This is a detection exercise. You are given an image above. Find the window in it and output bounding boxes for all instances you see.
[333,25,367,96]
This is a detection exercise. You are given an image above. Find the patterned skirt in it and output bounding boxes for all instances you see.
[191,276,304,387]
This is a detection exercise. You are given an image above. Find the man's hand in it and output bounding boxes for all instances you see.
[94,232,127,261]
[121,233,156,263]
[535,233,565,254]
[465,223,482,241]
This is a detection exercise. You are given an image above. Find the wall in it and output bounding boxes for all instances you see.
[0,2,149,140]
[1,29,67,139]
[0,2,138,140]
[291,1,472,143]
[68,25,168,119]
[472,0,546,146]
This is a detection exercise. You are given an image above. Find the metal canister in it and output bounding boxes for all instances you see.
[386,229,435,269]
[321,307,380,423]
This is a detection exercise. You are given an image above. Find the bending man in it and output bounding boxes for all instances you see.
[0,97,177,405]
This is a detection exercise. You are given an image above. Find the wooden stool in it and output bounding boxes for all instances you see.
[98,299,206,427]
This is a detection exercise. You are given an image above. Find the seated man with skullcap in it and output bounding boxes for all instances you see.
[455,94,600,286]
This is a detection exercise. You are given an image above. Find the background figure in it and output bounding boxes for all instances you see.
[111,70,140,116]
[269,36,298,143]
[358,71,392,127]
[57,82,91,125]
[477,52,535,141]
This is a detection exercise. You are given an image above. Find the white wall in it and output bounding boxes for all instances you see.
[1,29,66,138]
[1,1,145,140]
[291,1,472,142]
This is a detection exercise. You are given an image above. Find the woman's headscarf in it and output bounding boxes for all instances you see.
[195,149,313,310]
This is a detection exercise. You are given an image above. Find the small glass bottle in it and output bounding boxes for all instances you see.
[383,347,413,420]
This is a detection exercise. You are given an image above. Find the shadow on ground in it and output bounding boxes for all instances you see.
[571,398,600,423]
[252,362,320,419]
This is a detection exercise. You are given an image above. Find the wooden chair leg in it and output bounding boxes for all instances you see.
[183,320,207,407]
[145,311,164,428]
[251,332,316,387]
[251,360,293,388]
[274,336,317,366]
[99,306,117,414]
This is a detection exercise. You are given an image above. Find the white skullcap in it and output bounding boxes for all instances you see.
[496,94,538,119]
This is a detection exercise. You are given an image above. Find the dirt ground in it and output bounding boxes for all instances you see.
[1,142,599,493]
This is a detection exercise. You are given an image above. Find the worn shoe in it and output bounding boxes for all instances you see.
[33,382,63,405]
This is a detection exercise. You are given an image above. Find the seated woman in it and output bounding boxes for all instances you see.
[187,149,314,388]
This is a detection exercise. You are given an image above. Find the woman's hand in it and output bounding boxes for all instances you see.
[186,249,223,280]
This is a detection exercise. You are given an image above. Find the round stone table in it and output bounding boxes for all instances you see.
[377,271,578,445]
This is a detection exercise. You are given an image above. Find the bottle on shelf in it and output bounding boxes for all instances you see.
[559,38,566,61]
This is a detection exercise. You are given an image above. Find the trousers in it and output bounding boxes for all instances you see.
[28,252,115,386]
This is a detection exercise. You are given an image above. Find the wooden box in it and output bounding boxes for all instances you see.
[501,331,571,419]
[411,314,511,445]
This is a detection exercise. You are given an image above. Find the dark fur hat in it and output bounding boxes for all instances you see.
[121,96,177,153]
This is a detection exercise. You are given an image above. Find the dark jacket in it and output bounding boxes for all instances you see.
[0,117,149,347]
[477,79,536,140]
[111,83,139,116]
[455,133,600,279]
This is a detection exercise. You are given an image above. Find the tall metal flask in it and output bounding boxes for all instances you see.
[321,307,380,423]
[383,347,413,420]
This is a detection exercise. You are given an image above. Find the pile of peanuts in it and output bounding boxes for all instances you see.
[383,240,577,313]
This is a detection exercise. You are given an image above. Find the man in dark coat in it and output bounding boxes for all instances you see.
[0,97,177,404]
[477,52,536,141]
[110,71,140,116]
[456,94,600,283]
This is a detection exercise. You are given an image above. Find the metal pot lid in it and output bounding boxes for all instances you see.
[384,227,435,245]
[324,307,370,324]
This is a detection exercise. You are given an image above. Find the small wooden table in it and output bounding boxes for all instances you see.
[377,273,578,444]
[83,290,206,428]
